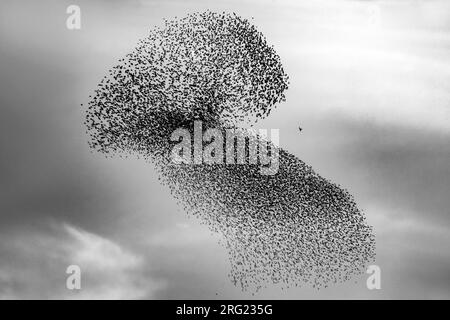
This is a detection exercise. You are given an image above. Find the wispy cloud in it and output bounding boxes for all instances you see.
[0,223,162,299]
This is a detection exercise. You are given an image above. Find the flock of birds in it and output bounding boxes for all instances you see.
[84,11,375,292]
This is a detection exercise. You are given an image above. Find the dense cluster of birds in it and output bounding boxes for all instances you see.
[84,11,375,292]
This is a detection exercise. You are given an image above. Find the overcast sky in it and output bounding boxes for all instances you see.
[1,0,450,299]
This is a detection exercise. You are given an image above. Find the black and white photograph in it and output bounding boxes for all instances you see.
[0,0,449,308]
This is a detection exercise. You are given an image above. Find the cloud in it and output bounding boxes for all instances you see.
[367,205,450,299]
[0,223,162,299]
[336,120,450,226]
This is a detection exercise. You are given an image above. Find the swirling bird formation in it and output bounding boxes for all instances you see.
[85,11,375,292]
